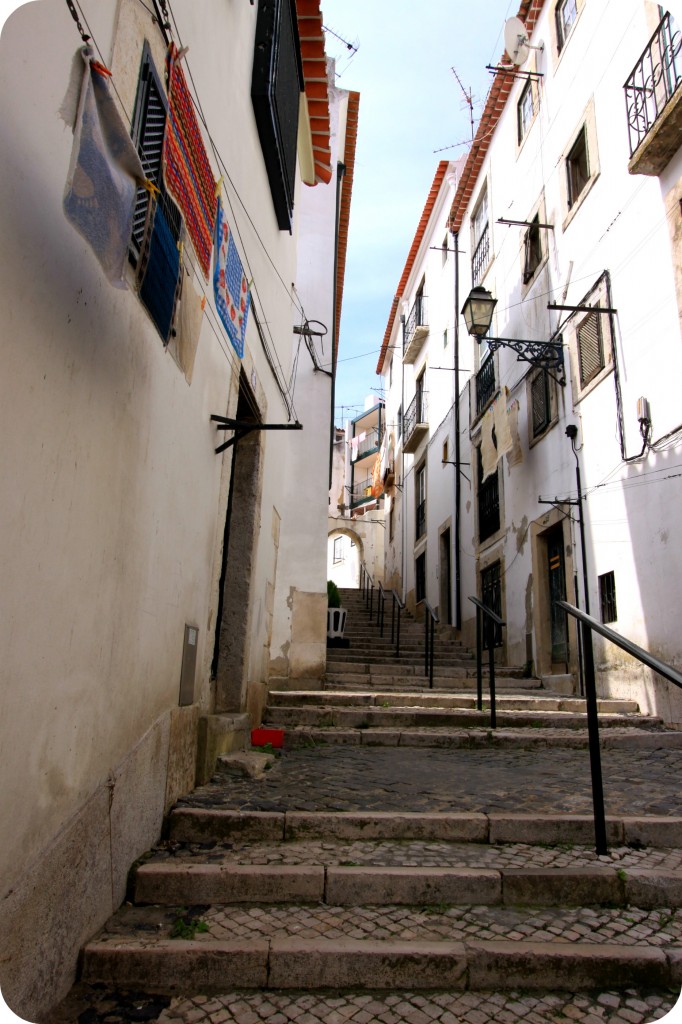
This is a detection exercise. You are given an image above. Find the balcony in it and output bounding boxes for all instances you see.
[348,478,376,507]
[350,425,383,463]
[625,11,682,176]
[471,225,490,287]
[403,295,429,364]
[403,390,429,454]
[475,352,496,417]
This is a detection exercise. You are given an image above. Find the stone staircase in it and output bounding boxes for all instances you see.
[44,588,682,1023]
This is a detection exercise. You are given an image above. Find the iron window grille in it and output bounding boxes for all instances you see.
[577,310,604,388]
[556,0,578,52]
[481,560,503,646]
[471,192,490,286]
[416,552,426,603]
[523,215,542,283]
[566,127,589,208]
[599,570,617,624]
[251,0,303,232]
[476,352,496,415]
[129,43,182,264]
[530,369,551,437]
[477,448,500,543]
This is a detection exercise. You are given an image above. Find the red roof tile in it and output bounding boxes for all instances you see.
[296,0,332,185]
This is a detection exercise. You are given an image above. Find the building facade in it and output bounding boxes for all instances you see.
[379,1,682,720]
[0,1,354,1016]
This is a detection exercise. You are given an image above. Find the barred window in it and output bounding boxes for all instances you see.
[599,570,617,624]
[577,311,604,388]
[530,370,551,437]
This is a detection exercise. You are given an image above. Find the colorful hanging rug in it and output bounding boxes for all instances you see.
[162,44,217,279]
[214,196,251,358]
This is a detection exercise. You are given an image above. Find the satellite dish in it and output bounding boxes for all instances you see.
[504,16,531,66]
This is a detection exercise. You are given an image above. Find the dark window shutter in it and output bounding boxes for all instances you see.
[531,371,550,436]
[577,312,604,387]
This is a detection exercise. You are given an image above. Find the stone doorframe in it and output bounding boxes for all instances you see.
[530,506,579,679]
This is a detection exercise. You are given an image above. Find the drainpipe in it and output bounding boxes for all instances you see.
[329,161,346,490]
[400,312,406,603]
[452,228,462,630]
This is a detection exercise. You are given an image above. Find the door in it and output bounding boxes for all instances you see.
[547,528,568,665]
[439,528,452,625]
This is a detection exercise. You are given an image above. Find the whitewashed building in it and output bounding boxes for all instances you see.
[0,0,355,1016]
[379,0,682,720]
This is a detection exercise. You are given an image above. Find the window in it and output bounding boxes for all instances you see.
[523,215,542,283]
[443,329,448,349]
[442,439,449,464]
[530,369,552,437]
[389,501,394,541]
[517,78,534,143]
[397,404,403,440]
[129,44,181,264]
[416,463,426,541]
[477,447,500,543]
[471,188,490,286]
[476,351,496,416]
[442,235,449,265]
[251,0,303,231]
[599,571,617,624]
[333,537,343,564]
[389,359,393,388]
[566,127,589,209]
[556,0,578,51]
[481,561,503,646]
[577,311,604,388]
[416,552,426,603]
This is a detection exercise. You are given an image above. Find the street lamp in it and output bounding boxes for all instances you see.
[461,285,565,383]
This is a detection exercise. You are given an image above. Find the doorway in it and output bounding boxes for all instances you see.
[547,525,568,668]
[439,527,452,625]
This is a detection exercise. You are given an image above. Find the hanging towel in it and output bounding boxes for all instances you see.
[174,274,205,383]
[214,196,251,358]
[63,47,145,287]
[480,404,498,481]
[163,44,217,279]
[138,198,181,343]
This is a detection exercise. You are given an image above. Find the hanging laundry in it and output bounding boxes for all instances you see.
[213,196,251,358]
[63,47,145,288]
[137,198,181,343]
[480,404,498,481]
[494,386,523,467]
[371,453,383,498]
[163,43,217,279]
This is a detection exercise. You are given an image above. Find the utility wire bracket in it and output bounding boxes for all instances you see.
[211,415,302,454]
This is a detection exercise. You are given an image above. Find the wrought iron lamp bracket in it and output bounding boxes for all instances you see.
[484,336,566,384]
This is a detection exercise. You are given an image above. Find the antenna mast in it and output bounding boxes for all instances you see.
[451,66,475,141]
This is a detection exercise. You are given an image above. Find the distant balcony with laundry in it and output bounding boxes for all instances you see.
[350,426,382,464]
[625,10,682,176]
[403,294,429,364]
[403,390,429,455]
[349,400,384,512]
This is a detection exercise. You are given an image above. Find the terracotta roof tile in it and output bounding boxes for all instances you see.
[296,0,332,185]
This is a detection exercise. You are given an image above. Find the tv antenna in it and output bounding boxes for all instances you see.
[451,66,476,141]
[503,16,544,66]
[323,24,359,57]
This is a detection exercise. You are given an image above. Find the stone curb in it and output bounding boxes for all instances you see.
[168,808,682,848]
[279,725,682,750]
[132,860,682,910]
[80,937,678,994]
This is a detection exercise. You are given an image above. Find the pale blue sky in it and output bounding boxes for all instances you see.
[320,0,516,422]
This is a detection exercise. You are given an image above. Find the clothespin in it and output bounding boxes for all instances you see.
[142,179,161,196]
[91,60,112,77]
[176,46,189,62]
[214,176,224,198]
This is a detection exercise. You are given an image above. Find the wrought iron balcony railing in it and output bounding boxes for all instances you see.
[348,478,375,505]
[403,390,428,451]
[624,11,682,160]
[351,425,383,463]
[475,352,496,415]
[403,295,429,359]
[471,225,490,286]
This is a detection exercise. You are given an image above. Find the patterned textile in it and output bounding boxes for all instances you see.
[162,44,217,279]
[213,196,251,358]
[138,199,181,343]
[63,47,145,287]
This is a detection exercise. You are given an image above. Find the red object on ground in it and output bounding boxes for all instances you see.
[251,728,284,748]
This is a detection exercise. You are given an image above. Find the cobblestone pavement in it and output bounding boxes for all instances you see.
[155,988,681,1024]
[147,838,682,872]
[96,902,682,949]
[41,985,680,1024]
[180,746,682,817]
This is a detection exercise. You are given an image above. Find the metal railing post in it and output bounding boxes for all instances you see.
[429,615,435,688]
[396,601,401,659]
[487,616,497,729]
[476,605,483,711]
[581,619,608,855]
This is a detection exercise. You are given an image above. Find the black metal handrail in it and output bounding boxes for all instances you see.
[359,563,374,620]
[376,582,405,658]
[423,601,439,688]
[624,11,682,158]
[558,600,682,856]
[469,596,505,728]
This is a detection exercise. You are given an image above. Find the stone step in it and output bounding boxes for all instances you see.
[282,725,682,751]
[80,907,679,994]
[323,674,543,692]
[263,705,665,731]
[166,807,682,848]
[268,690,641,715]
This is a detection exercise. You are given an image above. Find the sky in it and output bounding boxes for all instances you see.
[320,0,517,424]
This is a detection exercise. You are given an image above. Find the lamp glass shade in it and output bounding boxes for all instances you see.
[462,286,497,338]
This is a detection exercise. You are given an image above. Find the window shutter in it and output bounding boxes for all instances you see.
[531,371,550,435]
[131,51,168,259]
[577,312,604,387]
